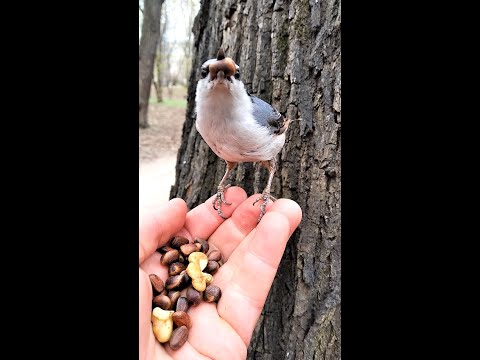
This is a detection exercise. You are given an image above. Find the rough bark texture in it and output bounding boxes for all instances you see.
[171,0,341,359]
[139,0,163,128]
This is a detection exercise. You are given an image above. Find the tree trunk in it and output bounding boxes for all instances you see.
[139,0,163,128]
[153,2,167,103]
[171,0,341,359]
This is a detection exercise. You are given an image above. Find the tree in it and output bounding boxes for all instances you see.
[171,0,341,358]
[139,0,164,128]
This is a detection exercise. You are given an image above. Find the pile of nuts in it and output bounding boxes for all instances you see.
[149,236,222,350]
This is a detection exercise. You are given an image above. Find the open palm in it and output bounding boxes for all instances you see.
[139,187,302,360]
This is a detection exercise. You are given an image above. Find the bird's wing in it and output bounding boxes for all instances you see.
[250,95,289,135]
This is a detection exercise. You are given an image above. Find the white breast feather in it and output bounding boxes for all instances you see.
[195,78,285,163]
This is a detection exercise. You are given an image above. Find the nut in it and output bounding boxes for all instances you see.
[172,311,192,329]
[207,250,222,262]
[158,245,175,254]
[169,262,187,276]
[149,274,165,294]
[186,286,202,306]
[188,252,209,271]
[153,294,172,310]
[203,285,222,303]
[167,290,181,308]
[180,243,200,257]
[204,260,219,275]
[176,297,189,313]
[160,288,168,296]
[186,260,213,292]
[165,272,190,290]
[194,237,209,253]
[160,250,180,266]
[178,254,185,263]
[169,325,189,350]
[171,236,189,249]
[151,307,174,343]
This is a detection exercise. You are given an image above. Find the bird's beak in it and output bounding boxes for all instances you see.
[209,48,236,82]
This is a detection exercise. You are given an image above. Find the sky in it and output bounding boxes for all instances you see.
[139,0,200,44]
[139,0,200,83]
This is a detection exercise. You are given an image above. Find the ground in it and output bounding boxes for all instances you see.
[139,86,187,209]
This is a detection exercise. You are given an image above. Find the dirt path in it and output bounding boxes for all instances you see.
[139,87,186,209]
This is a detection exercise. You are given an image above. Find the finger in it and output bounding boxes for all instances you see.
[182,303,247,360]
[214,201,302,344]
[181,186,247,241]
[206,193,275,260]
[139,198,187,265]
[164,339,213,360]
[139,269,173,360]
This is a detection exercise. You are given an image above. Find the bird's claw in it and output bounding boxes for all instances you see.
[253,192,277,223]
[212,184,232,219]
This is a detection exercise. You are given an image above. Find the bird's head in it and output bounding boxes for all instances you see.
[196,48,242,92]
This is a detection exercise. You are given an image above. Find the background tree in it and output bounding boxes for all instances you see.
[139,0,164,128]
[171,0,341,358]
[153,2,168,103]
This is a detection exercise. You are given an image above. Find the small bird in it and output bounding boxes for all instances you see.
[195,48,292,222]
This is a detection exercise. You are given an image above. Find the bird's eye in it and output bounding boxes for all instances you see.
[201,66,209,78]
[234,70,240,79]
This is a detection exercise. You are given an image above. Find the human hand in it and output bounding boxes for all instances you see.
[139,186,302,360]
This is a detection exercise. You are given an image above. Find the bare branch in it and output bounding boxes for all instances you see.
[139,5,144,14]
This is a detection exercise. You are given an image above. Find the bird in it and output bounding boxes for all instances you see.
[194,48,292,223]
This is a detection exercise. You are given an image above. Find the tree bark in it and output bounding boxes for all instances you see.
[171,0,341,359]
[139,0,163,128]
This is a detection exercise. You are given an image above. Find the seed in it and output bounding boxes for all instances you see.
[153,294,172,310]
[165,273,189,290]
[180,243,199,257]
[169,262,187,276]
[149,274,165,294]
[176,297,189,313]
[204,260,219,275]
[194,237,209,253]
[186,286,202,306]
[203,285,222,303]
[207,250,222,262]
[172,311,192,329]
[161,250,180,266]
[158,245,175,254]
[169,326,189,350]
[171,236,189,249]
[167,290,181,308]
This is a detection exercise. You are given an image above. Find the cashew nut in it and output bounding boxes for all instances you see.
[187,252,208,270]
[186,265,212,292]
[151,307,174,343]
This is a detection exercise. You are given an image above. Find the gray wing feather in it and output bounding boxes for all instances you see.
[250,96,284,134]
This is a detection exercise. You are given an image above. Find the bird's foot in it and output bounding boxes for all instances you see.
[253,191,277,223]
[212,184,232,219]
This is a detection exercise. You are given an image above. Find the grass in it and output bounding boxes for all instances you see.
[149,98,187,108]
